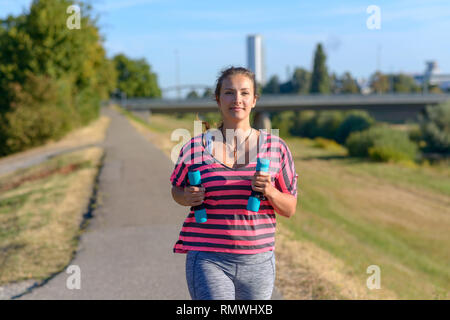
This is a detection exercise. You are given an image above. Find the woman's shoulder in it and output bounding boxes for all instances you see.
[263,130,290,149]
[181,133,204,149]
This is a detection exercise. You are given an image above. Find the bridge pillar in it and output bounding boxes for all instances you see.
[253,111,271,131]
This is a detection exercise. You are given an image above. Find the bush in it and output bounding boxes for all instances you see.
[310,111,344,139]
[418,101,450,154]
[0,0,116,156]
[290,111,344,139]
[289,110,374,145]
[346,125,418,162]
[0,74,76,156]
[368,146,414,162]
[75,87,101,125]
[271,111,296,138]
[335,110,374,144]
[313,137,345,151]
[290,110,316,137]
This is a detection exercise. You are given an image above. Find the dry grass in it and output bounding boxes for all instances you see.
[275,221,397,300]
[0,113,109,286]
[0,147,104,285]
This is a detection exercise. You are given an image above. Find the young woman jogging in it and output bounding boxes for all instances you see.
[170,66,298,300]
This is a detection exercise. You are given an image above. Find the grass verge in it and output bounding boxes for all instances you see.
[0,147,104,285]
[0,113,109,287]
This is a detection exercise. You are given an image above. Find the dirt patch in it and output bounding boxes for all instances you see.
[0,163,84,193]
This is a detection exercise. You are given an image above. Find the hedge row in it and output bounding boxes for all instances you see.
[275,100,450,162]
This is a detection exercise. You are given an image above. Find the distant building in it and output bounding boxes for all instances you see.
[413,61,450,91]
[247,35,266,86]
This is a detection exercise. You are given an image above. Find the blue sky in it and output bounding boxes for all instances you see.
[2,0,450,97]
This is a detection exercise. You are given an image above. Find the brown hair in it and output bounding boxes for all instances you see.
[199,66,258,133]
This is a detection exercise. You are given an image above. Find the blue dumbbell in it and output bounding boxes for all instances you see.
[188,170,207,223]
[247,158,271,212]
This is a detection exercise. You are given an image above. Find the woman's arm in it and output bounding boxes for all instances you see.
[171,185,205,207]
[172,185,189,206]
[251,172,297,218]
[265,187,297,218]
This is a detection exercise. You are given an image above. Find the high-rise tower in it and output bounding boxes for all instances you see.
[247,34,266,86]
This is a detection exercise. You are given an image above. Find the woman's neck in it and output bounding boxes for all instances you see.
[220,121,252,138]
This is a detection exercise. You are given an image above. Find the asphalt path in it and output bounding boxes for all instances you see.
[17,106,283,300]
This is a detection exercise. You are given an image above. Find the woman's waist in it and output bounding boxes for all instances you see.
[188,249,274,264]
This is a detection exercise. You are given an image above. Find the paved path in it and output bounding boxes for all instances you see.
[19,106,188,299]
[17,106,283,300]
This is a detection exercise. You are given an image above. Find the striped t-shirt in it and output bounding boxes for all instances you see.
[170,129,298,254]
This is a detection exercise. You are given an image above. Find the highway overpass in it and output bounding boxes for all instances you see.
[115,93,450,128]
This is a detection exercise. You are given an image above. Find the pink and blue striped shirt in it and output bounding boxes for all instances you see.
[170,129,298,254]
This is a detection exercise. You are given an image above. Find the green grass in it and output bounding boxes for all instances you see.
[337,160,450,197]
[280,136,450,299]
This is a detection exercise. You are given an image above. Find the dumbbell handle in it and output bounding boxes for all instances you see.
[188,170,207,223]
[247,158,270,212]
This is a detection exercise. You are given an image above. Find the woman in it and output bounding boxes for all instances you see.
[170,66,298,300]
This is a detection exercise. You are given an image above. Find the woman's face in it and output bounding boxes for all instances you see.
[216,74,257,124]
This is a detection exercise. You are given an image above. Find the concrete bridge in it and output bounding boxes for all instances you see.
[115,93,450,129]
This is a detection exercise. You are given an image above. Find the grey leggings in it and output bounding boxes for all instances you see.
[185,250,275,300]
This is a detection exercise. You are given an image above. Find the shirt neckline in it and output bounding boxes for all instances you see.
[202,129,266,170]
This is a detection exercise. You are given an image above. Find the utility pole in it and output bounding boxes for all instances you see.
[389,65,393,93]
[376,44,382,72]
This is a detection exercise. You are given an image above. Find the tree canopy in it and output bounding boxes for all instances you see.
[113,54,161,98]
[310,43,330,94]
[0,0,116,155]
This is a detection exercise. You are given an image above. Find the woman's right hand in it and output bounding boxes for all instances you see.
[183,186,206,206]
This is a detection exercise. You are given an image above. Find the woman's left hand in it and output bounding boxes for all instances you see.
[251,172,276,197]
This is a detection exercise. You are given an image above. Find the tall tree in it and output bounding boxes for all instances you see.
[341,72,360,94]
[391,74,421,93]
[329,72,340,94]
[292,68,311,94]
[278,68,311,94]
[202,87,213,98]
[0,0,117,155]
[310,43,330,94]
[113,54,161,98]
[186,90,198,99]
[370,71,389,94]
[263,75,280,94]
